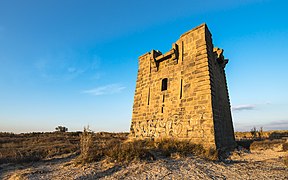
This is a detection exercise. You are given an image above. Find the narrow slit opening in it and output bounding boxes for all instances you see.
[180,79,183,99]
[147,88,150,105]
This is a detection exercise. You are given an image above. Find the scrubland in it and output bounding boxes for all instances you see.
[0,130,287,179]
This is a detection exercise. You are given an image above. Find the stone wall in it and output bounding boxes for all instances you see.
[130,24,235,149]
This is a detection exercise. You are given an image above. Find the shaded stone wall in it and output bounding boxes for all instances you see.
[130,24,235,149]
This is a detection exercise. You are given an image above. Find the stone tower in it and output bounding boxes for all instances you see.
[130,23,235,149]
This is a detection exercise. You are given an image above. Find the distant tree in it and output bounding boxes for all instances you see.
[55,126,68,132]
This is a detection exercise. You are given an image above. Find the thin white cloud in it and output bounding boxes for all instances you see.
[82,84,126,96]
[232,104,256,111]
[234,120,288,132]
[34,53,100,81]
[263,120,288,131]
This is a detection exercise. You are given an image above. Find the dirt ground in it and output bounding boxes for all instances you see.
[1,144,287,180]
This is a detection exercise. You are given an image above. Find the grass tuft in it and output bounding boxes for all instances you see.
[250,139,285,151]
[78,134,218,164]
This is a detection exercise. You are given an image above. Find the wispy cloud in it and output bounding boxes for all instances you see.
[34,52,101,81]
[234,120,288,132]
[82,84,126,96]
[263,120,288,131]
[232,104,256,111]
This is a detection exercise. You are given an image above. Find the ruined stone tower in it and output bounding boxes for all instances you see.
[130,23,235,149]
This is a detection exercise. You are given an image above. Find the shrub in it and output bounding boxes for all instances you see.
[250,139,285,151]
[107,139,217,163]
[79,127,95,162]
[78,136,217,164]
[55,126,68,132]
[153,139,205,157]
[106,140,153,163]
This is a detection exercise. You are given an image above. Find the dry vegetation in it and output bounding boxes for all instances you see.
[78,130,217,165]
[0,130,287,179]
[0,132,80,164]
[235,130,288,140]
[250,139,286,151]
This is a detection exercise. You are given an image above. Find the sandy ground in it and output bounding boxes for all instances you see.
[1,146,287,180]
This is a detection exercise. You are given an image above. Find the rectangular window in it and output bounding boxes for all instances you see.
[161,78,168,91]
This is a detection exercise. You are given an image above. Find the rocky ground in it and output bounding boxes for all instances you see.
[1,144,287,180]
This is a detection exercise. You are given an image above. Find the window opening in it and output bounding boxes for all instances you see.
[147,88,150,105]
[180,79,183,99]
[161,78,168,91]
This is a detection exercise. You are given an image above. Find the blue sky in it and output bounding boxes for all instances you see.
[0,0,287,133]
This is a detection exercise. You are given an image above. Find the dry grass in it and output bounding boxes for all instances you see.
[250,139,286,151]
[282,142,288,151]
[0,131,130,165]
[5,130,286,166]
[0,132,80,164]
[77,131,218,165]
[235,130,288,140]
[77,130,129,164]
[284,155,288,166]
[0,130,212,165]
[237,138,288,166]
[105,140,153,163]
